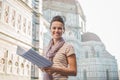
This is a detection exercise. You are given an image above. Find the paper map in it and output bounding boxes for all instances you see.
[17,46,52,68]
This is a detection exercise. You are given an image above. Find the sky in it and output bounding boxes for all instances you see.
[78,0,120,70]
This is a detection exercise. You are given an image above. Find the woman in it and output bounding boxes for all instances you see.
[42,15,77,80]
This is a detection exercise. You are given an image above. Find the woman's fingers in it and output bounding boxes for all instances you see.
[43,67,54,74]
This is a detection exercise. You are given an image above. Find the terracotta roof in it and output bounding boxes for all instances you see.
[81,32,101,42]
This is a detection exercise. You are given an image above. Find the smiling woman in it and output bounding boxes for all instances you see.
[41,15,77,80]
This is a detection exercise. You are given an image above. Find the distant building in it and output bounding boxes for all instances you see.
[119,70,120,80]
[80,32,119,80]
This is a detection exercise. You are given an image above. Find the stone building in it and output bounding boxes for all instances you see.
[119,70,120,80]
[80,32,119,80]
[0,0,48,80]
[0,0,33,80]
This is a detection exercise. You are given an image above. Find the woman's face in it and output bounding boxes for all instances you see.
[50,21,64,40]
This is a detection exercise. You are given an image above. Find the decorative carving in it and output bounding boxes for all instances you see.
[4,4,9,23]
[0,2,2,18]
[4,50,8,58]
[22,17,26,33]
[21,63,24,68]
[27,21,31,36]
[0,58,5,64]
[0,58,5,73]
[17,14,22,31]
[7,60,13,73]
[17,67,19,74]
[11,9,16,27]
[15,62,18,66]
[26,64,29,68]
[8,60,12,65]
[24,64,30,75]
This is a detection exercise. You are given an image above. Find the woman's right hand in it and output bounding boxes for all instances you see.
[42,67,55,74]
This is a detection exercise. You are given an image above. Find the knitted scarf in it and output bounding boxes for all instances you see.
[43,37,65,80]
[46,37,65,60]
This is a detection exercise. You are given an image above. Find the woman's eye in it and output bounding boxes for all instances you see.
[52,27,56,29]
[58,28,62,30]
[52,27,62,30]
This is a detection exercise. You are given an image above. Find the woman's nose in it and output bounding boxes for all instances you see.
[55,28,59,32]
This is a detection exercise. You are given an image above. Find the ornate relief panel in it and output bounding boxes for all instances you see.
[6,51,13,74]
[1,2,32,39]
[10,9,16,27]
[27,21,32,36]
[16,13,22,32]
[22,17,27,34]
[3,4,9,23]
[0,48,7,73]
[0,1,2,19]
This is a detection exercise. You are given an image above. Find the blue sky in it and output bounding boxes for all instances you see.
[78,0,120,70]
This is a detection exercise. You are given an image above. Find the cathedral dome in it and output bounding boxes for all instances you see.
[81,32,101,42]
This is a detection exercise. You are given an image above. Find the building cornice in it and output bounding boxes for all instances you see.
[43,1,77,14]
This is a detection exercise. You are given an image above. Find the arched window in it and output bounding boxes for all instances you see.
[96,51,99,57]
[83,69,87,80]
[69,32,72,36]
[85,51,88,58]
[106,69,109,80]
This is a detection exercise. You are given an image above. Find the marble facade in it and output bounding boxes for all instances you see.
[0,0,33,80]
[0,0,48,80]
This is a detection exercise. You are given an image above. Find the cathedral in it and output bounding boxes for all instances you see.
[42,0,119,80]
[0,0,119,80]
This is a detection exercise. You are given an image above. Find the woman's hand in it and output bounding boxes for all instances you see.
[39,54,77,76]
[42,67,55,74]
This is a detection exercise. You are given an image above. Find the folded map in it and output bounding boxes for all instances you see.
[16,46,52,68]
